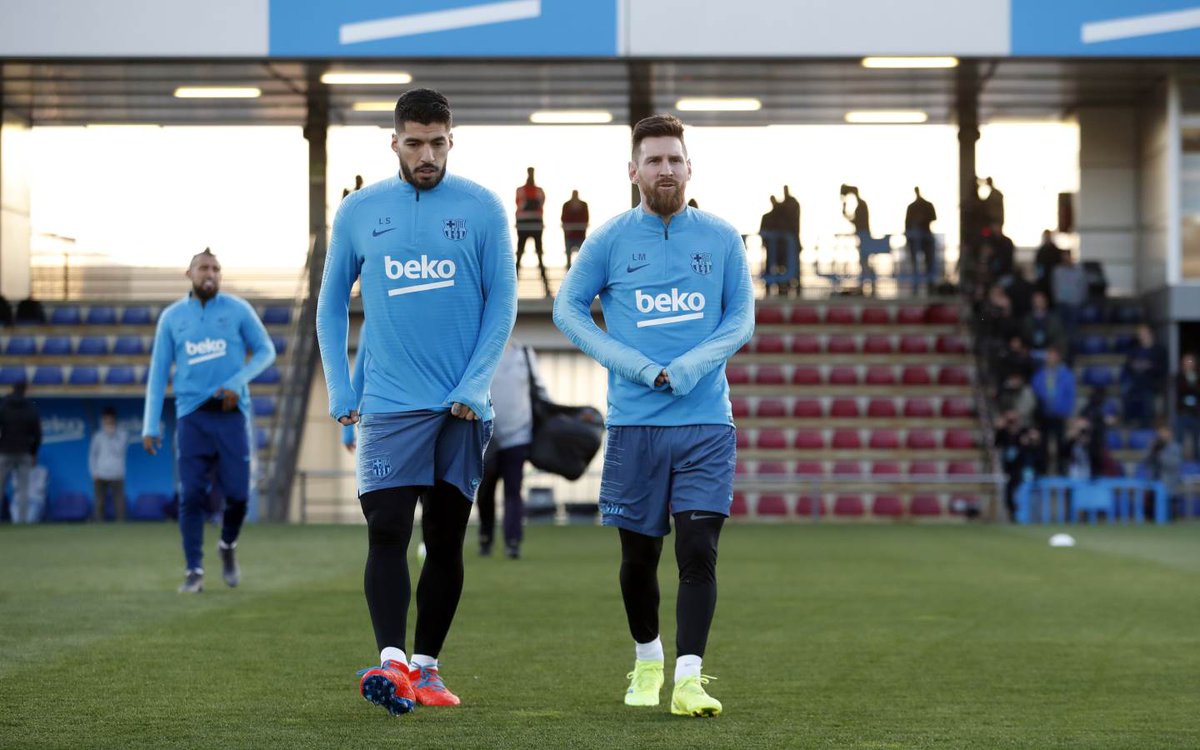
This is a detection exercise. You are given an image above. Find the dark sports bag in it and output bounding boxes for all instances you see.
[524,348,604,480]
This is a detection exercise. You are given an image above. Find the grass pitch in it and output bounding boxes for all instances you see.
[1,521,1198,749]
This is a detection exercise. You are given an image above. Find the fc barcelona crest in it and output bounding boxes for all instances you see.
[690,252,713,275]
[443,218,467,241]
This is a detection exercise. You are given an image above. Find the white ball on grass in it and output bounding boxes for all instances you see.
[1049,533,1075,548]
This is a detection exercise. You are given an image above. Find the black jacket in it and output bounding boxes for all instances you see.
[0,395,41,456]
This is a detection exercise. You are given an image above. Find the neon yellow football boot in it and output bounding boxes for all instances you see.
[623,659,664,707]
[671,674,721,717]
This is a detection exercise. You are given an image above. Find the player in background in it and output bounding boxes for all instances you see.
[316,88,516,716]
[553,114,754,717]
[142,249,276,593]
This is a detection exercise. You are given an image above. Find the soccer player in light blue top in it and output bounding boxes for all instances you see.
[316,88,516,715]
[554,114,754,717]
[142,249,276,593]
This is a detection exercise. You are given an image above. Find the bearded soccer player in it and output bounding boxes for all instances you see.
[553,114,754,717]
[316,88,516,716]
[142,249,276,593]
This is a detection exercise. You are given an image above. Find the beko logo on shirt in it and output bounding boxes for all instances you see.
[384,255,457,296]
[634,289,706,328]
[185,338,228,365]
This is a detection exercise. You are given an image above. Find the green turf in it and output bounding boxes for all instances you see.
[1,522,1198,749]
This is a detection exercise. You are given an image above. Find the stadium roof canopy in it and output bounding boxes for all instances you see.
[2,58,1193,128]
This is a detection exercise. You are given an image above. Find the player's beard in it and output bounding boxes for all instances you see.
[192,279,218,301]
[640,177,686,217]
[401,159,447,191]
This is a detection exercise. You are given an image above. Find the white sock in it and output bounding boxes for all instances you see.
[218,540,235,550]
[675,655,702,682]
[410,654,438,670]
[380,647,407,667]
[635,637,664,662]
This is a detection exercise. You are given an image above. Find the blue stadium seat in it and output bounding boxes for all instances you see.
[271,335,287,355]
[85,306,116,325]
[1078,335,1107,355]
[120,307,153,325]
[105,366,136,385]
[1115,305,1143,324]
[261,307,290,325]
[113,336,145,355]
[1111,334,1135,353]
[255,427,269,450]
[5,336,36,356]
[76,336,109,355]
[40,336,73,355]
[252,366,281,384]
[1082,366,1114,388]
[49,306,82,325]
[32,366,64,385]
[1182,462,1200,478]
[1105,430,1124,450]
[47,492,91,522]
[1078,305,1103,325]
[130,493,171,521]
[69,366,100,385]
[0,366,26,384]
[1127,429,1155,451]
[251,395,276,417]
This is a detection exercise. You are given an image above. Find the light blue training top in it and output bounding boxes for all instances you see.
[553,205,754,427]
[142,292,276,437]
[317,172,517,424]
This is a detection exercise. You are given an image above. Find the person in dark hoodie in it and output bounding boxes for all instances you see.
[0,383,42,523]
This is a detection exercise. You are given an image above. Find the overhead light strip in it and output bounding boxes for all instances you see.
[321,71,412,85]
[676,97,762,112]
[174,87,261,99]
[861,57,959,69]
[529,110,613,124]
[845,110,929,124]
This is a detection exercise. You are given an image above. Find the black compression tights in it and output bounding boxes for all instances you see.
[618,512,724,658]
[359,482,473,657]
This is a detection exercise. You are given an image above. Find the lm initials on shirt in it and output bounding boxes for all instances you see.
[634,288,706,328]
[384,254,457,296]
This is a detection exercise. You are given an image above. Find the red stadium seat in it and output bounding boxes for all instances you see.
[731,492,748,516]
[864,365,896,386]
[757,494,788,516]
[829,398,860,418]
[900,365,932,385]
[899,334,930,354]
[828,366,859,385]
[910,495,942,516]
[793,398,823,418]
[755,306,786,325]
[795,460,824,476]
[947,460,978,476]
[825,334,857,354]
[941,397,973,418]
[935,333,967,354]
[943,429,977,449]
[833,495,865,516]
[902,398,935,418]
[868,429,901,450]
[795,495,824,516]
[726,365,750,385]
[731,397,750,418]
[908,460,939,476]
[863,334,894,354]
[738,340,753,354]
[831,428,861,449]
[905,429,938,450]
[867,398,897,418]
[791,334,820,354]
[735,461,748,475]
[896,306,926,325]
[755,398,788,418]
[736,431,752,449]
[871,460,902,477]
[872,495,904,516]
[832,460,861,476]
[756,365,786,385]
[926,304,960,324]
[794,430,825,449]
[757,461,788,475]
[790,306,820,325]
[824,307,857,325]
[755,334,786,354]
[860,307,892,325]
[757,429,789,450]
[792,366,821,385]
[937,365,970,386]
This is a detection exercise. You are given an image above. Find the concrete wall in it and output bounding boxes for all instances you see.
[0,115,31,300]
[1077,107,1140,294]
[1137,83,1179,295]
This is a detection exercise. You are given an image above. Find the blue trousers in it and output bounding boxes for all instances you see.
[176,409,251,572]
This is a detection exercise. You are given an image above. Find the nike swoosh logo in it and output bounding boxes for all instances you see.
[689,512,722,521]
[372,227,397,237]
[626,263,650,273]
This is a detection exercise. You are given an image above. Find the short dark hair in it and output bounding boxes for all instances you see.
[394,88,452,131]
[11,382,26,397]
[102,406,117,418]
[632,114,685,160]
